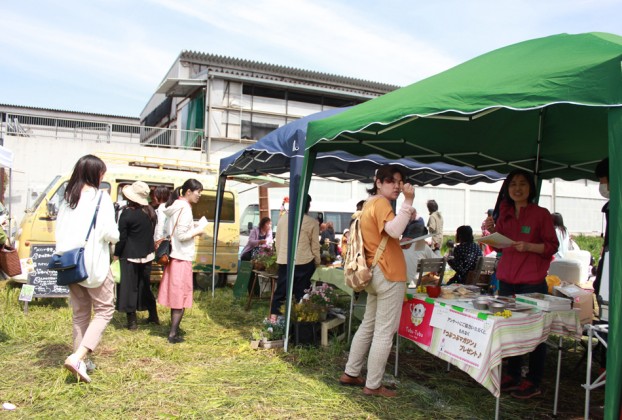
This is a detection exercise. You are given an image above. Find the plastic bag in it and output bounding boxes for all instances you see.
[110,259,121,284]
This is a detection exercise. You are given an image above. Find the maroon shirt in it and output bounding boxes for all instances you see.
[495,202,558,285]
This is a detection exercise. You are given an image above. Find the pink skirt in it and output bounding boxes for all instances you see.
[157,259,193,309]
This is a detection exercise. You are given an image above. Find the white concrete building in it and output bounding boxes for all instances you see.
[0,52,607,236]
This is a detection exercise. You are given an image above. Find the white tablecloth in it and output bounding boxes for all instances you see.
[400,295,581,397]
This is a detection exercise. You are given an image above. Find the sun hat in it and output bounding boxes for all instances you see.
[122,181,150,206]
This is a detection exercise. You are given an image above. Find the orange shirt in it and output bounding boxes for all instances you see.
[360,196,407,282]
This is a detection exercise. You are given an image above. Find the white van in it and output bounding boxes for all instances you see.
[13,160,240,286]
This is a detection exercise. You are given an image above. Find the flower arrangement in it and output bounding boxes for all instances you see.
[251,316,286,341]
[252,242,277,273]
[305,283,336,308]
[288,283,336,322]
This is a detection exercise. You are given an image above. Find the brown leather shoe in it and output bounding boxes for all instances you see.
[363,386,397,397]
[339,373,365,386]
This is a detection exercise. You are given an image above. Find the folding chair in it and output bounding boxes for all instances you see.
[465,256,498,289]
[414,257,446,287]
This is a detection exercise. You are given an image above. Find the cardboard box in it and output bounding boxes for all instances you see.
[553,285,594,325]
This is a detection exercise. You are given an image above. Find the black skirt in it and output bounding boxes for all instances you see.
[116,259,155,313]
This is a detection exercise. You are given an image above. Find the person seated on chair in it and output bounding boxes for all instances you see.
[402,233,438,287]
[447,225,482,284]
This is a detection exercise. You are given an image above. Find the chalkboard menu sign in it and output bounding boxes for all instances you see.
[27,244,69,297]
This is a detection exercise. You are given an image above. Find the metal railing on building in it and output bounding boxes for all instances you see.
[2,113,204,150]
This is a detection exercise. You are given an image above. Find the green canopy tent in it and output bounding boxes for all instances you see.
[292,32,622,418]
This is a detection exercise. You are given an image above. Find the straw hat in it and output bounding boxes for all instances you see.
[122,181,150,206]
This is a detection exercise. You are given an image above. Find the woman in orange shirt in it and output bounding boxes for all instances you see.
[339,165,415,397]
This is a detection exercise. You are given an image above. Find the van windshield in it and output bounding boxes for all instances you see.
[28,176,61,212]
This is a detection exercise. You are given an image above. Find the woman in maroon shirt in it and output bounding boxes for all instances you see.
[484,169,558,399]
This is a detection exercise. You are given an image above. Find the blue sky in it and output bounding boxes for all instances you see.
[1,0,620,117]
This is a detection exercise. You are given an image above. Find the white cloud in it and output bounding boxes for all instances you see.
[0,0,620,115]
[147,0,457,85]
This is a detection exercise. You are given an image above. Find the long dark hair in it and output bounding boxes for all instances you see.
[456,225,474,243]
[64,155,107,209]
[166,178,204,207]
[126,197,157,226]
[492,169,536,221]
[153,185,171,204]
[258,217,271,231]
[366,165,405,195]
[552,212,567,237]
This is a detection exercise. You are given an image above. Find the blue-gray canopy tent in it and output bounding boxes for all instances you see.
[211,107,504,348]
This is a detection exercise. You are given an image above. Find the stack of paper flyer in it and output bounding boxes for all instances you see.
[515,293,572,311]
[475,233,514,248]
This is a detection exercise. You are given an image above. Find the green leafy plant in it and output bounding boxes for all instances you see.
[291,302,323,322]
[320,239,334,265]
[252,316,286,341]
[253,243,277,272]
[304,283,335,308]
[287,284,336,322]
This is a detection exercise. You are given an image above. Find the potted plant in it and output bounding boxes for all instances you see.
[250,316,286,349]
[320,239,334,265]
[289,284,337,345]
[303,283,336,320]
[252,243,277,274]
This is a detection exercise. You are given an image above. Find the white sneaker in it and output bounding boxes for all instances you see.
[64,354,91,383]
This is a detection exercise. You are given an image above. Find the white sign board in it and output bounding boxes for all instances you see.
[431,307,495,368]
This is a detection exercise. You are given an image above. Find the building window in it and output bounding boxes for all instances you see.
[241,120,280,140]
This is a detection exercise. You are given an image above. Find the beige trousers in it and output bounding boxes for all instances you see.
[68,272,114,352]
[345,265,406,389]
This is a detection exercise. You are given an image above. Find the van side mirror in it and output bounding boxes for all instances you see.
[46,200,58,219]
[247,221,253,231]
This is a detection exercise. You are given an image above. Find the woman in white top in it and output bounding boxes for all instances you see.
[552,212,571,259]
[157,179,205,344]
[56,155,119,383]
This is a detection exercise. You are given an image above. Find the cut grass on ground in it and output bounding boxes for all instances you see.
[0,281,602,419]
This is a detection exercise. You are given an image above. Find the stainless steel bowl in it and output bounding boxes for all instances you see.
[489,301,507,312]
[472,298,489,311]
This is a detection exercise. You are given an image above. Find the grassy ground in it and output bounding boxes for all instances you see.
[0,280,603,419]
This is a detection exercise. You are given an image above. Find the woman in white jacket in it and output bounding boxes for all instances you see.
[157,179,205,343]
[56,155,119,383]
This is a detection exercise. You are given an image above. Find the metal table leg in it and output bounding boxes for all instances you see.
[495,364,501,420]
[553,336,562,416]
[395,334,400,377]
